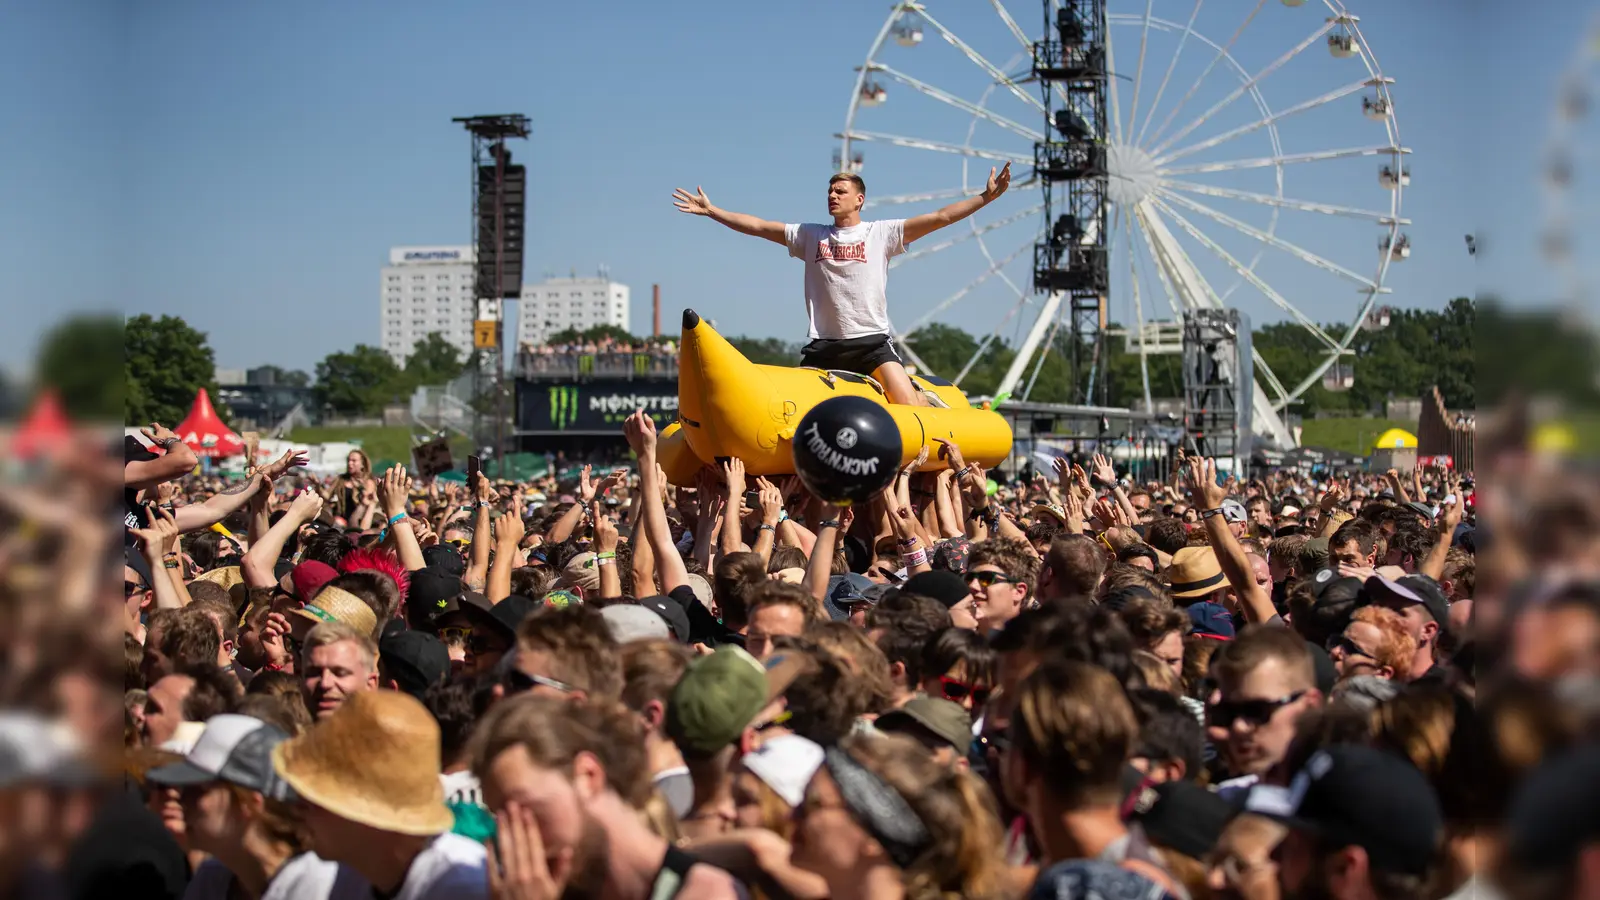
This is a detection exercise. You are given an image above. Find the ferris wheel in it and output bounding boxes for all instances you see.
[838,0,1409,448]
[1542,13,1600,311]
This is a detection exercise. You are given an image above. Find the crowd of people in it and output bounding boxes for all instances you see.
[4,401,1596,900]
[519,336,677,375]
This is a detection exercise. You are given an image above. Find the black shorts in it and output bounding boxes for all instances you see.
[799,333,903,377]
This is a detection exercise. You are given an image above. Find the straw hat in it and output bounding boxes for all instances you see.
[1166,546,1226,600]
[290,586,378,638]
[194,565,244,592]
[270,690,452,836]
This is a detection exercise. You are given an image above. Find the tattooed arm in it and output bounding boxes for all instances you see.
[172,474,267,533]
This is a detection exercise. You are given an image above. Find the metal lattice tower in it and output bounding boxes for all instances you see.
[1031,0,1110,406]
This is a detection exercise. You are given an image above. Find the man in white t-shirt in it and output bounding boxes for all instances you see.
[673,162,1012,406]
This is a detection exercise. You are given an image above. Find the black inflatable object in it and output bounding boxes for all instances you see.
[791,396,902,506]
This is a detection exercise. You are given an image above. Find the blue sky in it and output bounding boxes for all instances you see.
[0,0,1587,375]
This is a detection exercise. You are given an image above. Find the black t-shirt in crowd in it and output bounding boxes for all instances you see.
[66,788,189,900]
[124,436,160,547]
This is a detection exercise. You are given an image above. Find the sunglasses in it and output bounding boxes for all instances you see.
[469,634,505,655]
[125,580,148,596]
[438,626,472,644]
[445,539,470,549]
[938,675,991,706]
[962,570,1017,588]
[1207,691,1306,728]
[1325,635,1375,661]
[504,668,574,696]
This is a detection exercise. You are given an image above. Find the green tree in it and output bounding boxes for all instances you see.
[37,314,124,420]
[544,324,636,346]
[727,336,800,367]
[404,332,466,386]
[313,345,405,417]
[125,314,221,425]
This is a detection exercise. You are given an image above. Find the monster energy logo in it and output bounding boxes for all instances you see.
[547,386,679,430]
[549,386,581,429]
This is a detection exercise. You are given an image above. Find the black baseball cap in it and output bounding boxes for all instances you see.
[1308,568,1363,607]
[421,544,466,576]
[1365,574,1448,626]
[637,594,692,643]
[378,630,450,699]
[901,570,969,609]
[408,569,464,627]
[1396,575,1451,625]
[1507,743,1600,871]
[1127,778,1239,860]
[1245,744,1442,876]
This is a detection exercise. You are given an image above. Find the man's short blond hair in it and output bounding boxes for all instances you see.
[301,621,378,673]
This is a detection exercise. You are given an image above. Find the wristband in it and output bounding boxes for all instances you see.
[163,560,181,569]
[901,549,928,567]
[596,550,617,560]
[1201,508,1224,520]
[819,518,841,529]
[778,510,789,523]
[387,512,407,526]
[757,524,776,533]
[596,557,615,567]
[956,465,973,479]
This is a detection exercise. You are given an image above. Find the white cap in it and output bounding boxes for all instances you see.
[147,714,294,801]
[740,734,825,808]
[600,604,671,643]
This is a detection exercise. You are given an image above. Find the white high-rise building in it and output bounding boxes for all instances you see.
[380,246,478,365]
[516,273,630,347]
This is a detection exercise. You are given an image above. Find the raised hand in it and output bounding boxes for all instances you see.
[672,186,714,216]
[1182,455,1227,511]
[474,471,497,505]
[496,506,526,547]
[289,489,324,523]
[141,422,180,446]
[1090,453,1116,486]
[593,513,618,553]
[722,457,747,499]
[933,438,967,472]
[260,448,309,481]
[623,409,658,457]
[982,162,1012,202]
[597,467,628,497]
[131,505,181,561]
[260,611,294,670]
[756,477,783,525]
[578,465,597,503]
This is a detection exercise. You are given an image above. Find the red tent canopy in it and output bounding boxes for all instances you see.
[10,389,73,459]
[175,388,244,458]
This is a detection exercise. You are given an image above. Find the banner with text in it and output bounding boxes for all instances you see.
[517,379,679,433]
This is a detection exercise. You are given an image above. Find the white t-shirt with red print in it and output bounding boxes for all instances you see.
[785,219,907,340]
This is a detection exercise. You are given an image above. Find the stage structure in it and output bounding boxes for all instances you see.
[454,114,531,476]
[1182,308,1253,474]
[1028,0,1111,407]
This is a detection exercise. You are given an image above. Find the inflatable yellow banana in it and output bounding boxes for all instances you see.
[663,309,1012,486]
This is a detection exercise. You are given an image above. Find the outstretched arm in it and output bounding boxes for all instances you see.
[673,186,786,246]
[904,163,1011,244]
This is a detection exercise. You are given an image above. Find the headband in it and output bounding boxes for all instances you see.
[823,746,932,869]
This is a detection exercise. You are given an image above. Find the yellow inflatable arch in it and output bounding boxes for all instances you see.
[657,309,1014,486]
